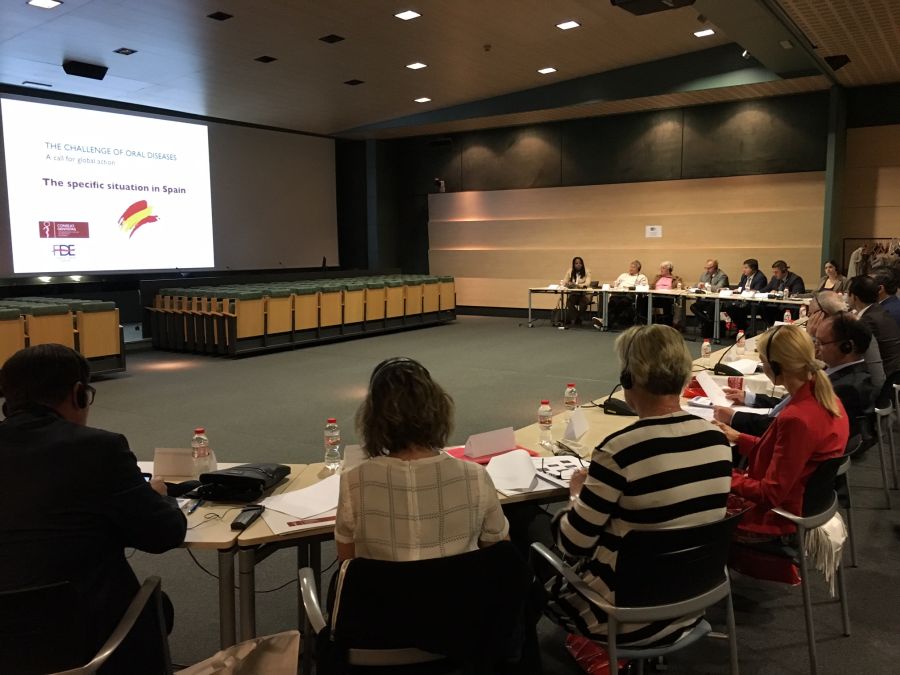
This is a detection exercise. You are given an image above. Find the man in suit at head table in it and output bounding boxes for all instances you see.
[760,260,806,326]
[722,258,768,336]
[0,344,186,674]
[690,258,730,338]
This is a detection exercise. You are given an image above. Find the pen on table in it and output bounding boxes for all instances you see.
[187,499,204,515]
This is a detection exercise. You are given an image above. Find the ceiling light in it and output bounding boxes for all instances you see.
[114,47,137,55]
[556,20,580,30]
[741,49,750,59]
[414,97,431,103]
[27,0,63,8]
[395,10,421,21]
[406,62,427,70]
[38,276,52,283]
[693,28,715,37]
[538,67,557,74]
[779,39,794,50]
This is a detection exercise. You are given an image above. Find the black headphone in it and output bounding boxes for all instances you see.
[75,382,89,409]
[619,327,645,390]
[370,357,430,389]
[765,325,783,377]
[830,311,855,354]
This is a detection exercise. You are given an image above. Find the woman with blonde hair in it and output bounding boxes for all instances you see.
[715,325,848,540]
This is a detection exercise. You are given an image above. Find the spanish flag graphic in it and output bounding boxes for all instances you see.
[117,200,159,238]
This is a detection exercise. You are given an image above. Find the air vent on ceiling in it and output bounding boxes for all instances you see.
[610,0,695,16]
[255,55,277,63]
[207,11,233,21]
[62,60,108,80]
[344,79,365,86]
[320,34,346,44]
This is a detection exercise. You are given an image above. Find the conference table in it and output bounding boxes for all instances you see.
[527,286,810,343]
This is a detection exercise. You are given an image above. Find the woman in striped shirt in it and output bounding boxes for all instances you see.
[547,325,733,646]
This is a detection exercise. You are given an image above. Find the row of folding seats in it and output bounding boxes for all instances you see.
[0,297,125,372]
[147,275,455,356]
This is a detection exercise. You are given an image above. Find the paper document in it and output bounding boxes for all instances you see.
[564,408,589,440]
[486,449,537,492]
[534,456,584,487]
[262,507,337,536]
[688,396,715,408]
[683,405,715,421]
[696,371,731,407]
[262,473,340,519]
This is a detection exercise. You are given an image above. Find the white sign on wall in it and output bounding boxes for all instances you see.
[645,225,663,238]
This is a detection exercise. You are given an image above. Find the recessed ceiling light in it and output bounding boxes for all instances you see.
[693,28,715,37]
[538,67,557,74]
[254,55,277,63]
[319,34,345,44]
[779,39,794,50]
[22,80,52,87]
[344,79,365,86]
[207,11,233,21]
[556,20,580,30]
[414,97,431,103]
[395,10,421,21]
[406,62,427,70]
[113,47,137,55]
[27,0,62,8]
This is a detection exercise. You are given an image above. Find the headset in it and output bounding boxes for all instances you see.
[619,326,645,390]
[370,357,429,389]
[765,325,783,377]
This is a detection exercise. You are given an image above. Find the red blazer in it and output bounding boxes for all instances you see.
[732,381,847,535]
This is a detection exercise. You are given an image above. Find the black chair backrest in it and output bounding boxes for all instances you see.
[0,581,89,674]
[876,369,900,409]
[801,456,844,517]
[615,510,744,607]
[332,541,535,665]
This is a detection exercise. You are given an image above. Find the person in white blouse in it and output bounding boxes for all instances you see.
[605,260,649,327]
[335,357,509,562]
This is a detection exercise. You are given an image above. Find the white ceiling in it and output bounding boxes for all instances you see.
[0,0,897,138]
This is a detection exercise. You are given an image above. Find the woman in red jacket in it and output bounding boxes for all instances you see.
[715,324,848,540]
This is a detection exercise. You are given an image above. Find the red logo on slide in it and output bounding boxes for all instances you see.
[39,221,90,238]
[118,200,159,238]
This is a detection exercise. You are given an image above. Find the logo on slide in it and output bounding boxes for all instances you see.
[117,200,159,238]
[39,221,90,238]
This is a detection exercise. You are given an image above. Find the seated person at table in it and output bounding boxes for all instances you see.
[813,289,885,389]
[714,314,874,437]
[713,326,847,543]
[546,325,732,646]
[606,260,650,327]
[816,259,847,293]
[760,260,806,325]
[723,258,768,336]
[560,256,592,327]
[691,259,730,338]
[0,344,186,674]
[644,260,683,326]
[872,267,900,326]
[336,357,509,562]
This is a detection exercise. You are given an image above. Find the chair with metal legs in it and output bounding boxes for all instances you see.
[874,406,897,506]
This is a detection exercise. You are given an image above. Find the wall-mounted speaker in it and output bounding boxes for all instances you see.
[62,60,108,81]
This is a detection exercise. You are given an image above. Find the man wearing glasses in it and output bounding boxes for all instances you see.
[0,344,186,674]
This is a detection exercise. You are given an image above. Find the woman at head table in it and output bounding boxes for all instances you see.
[547,325,732,646]
[816,259,848,293]
[713,325,848,543]
[335,357,509,562]
[560,256,592,326]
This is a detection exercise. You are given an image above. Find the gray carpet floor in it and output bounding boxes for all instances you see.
[88,316,900,673]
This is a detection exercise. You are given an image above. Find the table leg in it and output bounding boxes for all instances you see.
[602,291,609,330]
[528,290,533,327]
[218,547,236,648]
[238,547,257,641]
[713,296,721,344]
[646,292,653,325]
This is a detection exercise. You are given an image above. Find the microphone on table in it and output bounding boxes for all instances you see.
[712,340,743,377]
[602,382,637,416]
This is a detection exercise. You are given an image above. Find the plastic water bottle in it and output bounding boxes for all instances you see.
[323,418,342,471]
[538,400,553,444]
[564,383,579,412]
[735,330,746,357]
[191,427,215,476]
[701,339,712,368]
[783,308,793,324]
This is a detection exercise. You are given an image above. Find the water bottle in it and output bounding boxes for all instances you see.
[701,339,712,368]
[191,427,215,476]
[735,330,746,357]
[783,308,793,324]
[323,418,342,471]
[538,400,553,444]
[564,383,578,412]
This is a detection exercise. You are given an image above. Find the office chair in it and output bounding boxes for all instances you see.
[0,576,172,675]
[533,511,744,675]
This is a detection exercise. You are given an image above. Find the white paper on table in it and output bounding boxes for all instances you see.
[718,289,733,297]
[465,427,516,458]
[602,283,611,290]
[262,473,340,519]
[486,449,537,492]
[564,407,589,440]
[636,284,650,292]
[683,404,716,421]
[533,456,584,487]
[696,370,731,407]
[341,444,368,473]
[688,396,715,408]
[548,284,559,290]
[261,507,337,536]
[733,405,772,416]
[724,359,761,376]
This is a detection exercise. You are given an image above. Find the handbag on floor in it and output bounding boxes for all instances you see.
[565,634,628,675]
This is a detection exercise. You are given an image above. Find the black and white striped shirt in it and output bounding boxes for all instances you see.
[549,411,732,646]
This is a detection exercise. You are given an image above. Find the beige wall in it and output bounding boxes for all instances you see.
[841,125,900,241]
[429,172,825,309]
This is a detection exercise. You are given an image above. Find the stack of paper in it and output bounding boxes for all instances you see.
[261,474,340,535]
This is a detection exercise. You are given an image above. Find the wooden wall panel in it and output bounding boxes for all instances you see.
[429,172,825,308]
[841,126,900,240]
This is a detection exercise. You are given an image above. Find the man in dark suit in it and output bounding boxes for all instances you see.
[0,345,186,673]
[714,314,875,436]
[849,275,900,390]
[761,259,806,325]
[723,258,768,335]
[873,268,900,326]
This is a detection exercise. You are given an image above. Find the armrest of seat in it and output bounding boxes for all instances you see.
[530,543,615,614]
[772,494,839,530]
[299,567,327,635]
